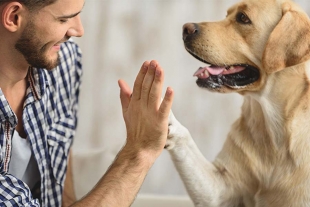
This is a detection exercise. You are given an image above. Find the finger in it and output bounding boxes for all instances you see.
[159,87,174,120]
[141,60,157,103]
[148,63,164,109]
[118,79,132,112]
[131,61,150,101]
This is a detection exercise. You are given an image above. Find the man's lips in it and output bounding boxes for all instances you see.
[52,41,67,50]
[53,37,70,48]
[52,45,61,51]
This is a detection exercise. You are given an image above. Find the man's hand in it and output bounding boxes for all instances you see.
[71,60,173,207]
[118,60,174,158]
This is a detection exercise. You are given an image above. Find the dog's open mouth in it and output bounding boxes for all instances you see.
[189,51,260,89]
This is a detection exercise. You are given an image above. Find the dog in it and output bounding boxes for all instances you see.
[166,0,310,206]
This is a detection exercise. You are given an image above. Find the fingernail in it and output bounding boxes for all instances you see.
[155,69,161,76]
[143,64,148,71]
[150,61,157,69]
[166,87,173,95]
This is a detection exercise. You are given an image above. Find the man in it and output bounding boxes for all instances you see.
[0,0,174,206]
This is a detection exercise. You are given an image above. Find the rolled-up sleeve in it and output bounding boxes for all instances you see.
[0,173,40,206]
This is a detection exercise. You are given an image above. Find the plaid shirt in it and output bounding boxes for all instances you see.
[0,39,82,206]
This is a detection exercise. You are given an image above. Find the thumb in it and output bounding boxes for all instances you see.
[118,79,132,112]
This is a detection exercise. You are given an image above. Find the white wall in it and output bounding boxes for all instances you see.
[72,0,310,200]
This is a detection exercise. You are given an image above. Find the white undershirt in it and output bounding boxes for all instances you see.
[8,130,40,190]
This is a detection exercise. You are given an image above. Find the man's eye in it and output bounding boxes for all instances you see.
[60,19,68,23]
[236,12,251,24]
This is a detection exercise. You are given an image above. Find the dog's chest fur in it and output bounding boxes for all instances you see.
[227,66,310,203]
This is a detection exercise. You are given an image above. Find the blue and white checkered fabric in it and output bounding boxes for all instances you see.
[0,39,82,207]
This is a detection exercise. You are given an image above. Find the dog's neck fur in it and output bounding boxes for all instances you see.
[242,61,310,156]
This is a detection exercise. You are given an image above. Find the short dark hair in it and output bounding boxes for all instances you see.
[0,0,57,11]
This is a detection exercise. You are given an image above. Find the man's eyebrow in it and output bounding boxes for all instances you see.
[57,11,81,19]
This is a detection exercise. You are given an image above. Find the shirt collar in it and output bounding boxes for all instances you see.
[0,89,17,125]
[0,67,50,124]
[27,67,50,101]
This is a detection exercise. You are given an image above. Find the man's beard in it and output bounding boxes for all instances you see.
[15,21,60,70]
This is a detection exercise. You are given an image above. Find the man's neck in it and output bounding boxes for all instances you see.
[0,40,29,119]
[0,41,30,91]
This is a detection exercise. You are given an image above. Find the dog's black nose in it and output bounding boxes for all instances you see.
[183,23,199,41]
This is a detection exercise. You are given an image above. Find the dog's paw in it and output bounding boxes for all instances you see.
[165,111,190,150]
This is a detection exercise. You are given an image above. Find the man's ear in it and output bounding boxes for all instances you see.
[1,2,25,32]
[262,2,310,74]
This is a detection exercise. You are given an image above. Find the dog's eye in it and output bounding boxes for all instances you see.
[236,12,251,24]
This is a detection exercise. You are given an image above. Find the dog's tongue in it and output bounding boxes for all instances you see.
[206,66,226,75]
[193,65,246,78]
[193,66,225,78]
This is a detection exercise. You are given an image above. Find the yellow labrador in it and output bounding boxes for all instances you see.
[166,0,310,206]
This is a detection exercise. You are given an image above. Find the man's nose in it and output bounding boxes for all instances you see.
[67,15,84,37]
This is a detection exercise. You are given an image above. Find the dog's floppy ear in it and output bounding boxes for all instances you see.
[262,3,310,73]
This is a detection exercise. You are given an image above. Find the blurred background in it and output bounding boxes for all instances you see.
[71,0,310,204]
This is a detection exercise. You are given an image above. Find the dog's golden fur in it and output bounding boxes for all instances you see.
[167,0,310,206]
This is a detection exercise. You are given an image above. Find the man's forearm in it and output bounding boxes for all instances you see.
[71,144,157,207]
[62,151,77,207]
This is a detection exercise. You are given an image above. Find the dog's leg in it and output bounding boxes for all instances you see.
[166,111,241,207]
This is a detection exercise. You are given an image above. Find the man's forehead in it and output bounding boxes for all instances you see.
[42,0,84,16]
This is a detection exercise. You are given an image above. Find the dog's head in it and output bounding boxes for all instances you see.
[183,0,310,93]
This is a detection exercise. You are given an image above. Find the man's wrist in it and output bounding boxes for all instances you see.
[118,142,162,170]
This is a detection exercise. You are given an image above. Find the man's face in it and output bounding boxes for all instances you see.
[15,0,84,70]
